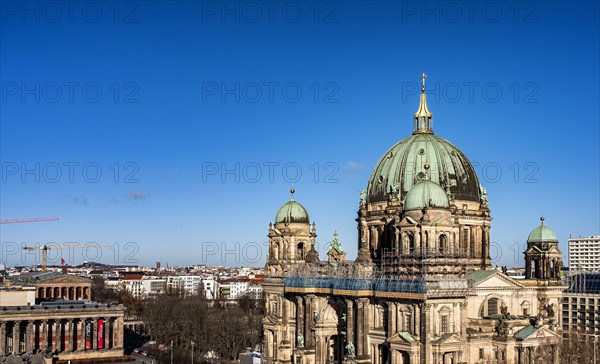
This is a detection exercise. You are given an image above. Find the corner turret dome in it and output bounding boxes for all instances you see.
[275,187,310,224]
[527,216,558,243]
[404,180,450,210]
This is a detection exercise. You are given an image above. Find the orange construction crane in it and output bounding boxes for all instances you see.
[22,243,109,272]
[0,217,59,224]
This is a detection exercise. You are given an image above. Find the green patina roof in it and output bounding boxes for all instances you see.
[465,270,497,283]
[7,272,91,283]
[367,133,481,203]
[275,200,309,224]
[514,325,537,340]
[398,331,417,343]
[433,333,456,344]
[527,224,558,243]
[404,180,450,210]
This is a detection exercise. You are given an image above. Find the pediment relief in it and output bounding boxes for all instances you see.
[516,326,560,341]
[433,333,464,345]
[402,216,418,225]
[473,273,524,289]
[433,215,454,227]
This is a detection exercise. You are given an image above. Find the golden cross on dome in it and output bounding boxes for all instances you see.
[420,73,427,92]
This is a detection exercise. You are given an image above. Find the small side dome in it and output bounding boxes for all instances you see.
[404,180,450,210]
[275,200,309,224]
[527,217,558,243]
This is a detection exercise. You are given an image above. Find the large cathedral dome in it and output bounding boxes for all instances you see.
[366,75,480,204]
[367,133,480,203]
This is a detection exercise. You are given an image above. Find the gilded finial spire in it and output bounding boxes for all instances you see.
[414,73,433,134]
[290,186,296,200]
[540,215,545,225]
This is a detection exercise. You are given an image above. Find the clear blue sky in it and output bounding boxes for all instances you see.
[1,1,598,268]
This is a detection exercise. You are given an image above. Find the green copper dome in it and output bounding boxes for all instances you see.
[527,219,558,243]
[404,180,450,210]
[367,133,480,204]
[275,200,309,224]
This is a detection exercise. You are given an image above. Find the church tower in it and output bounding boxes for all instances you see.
[266,187,318,276]
[524,216,564,280]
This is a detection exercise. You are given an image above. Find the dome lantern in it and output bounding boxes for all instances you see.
[414,73,433,134]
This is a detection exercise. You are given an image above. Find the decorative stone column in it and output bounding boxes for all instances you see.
[346,299,354,350]
[420,303,431,364]
[66,319,74,352]
[356,299,364,356]
[54,319,62,352]
[104,319,110,349]
[295,296,303,351]
[356,297,370,360]
[92,320,98,350]
[304,296,313,350]
[76,319,83,351]
[413,304,420,336]
[13,320,21,354]
[387,302,395,337]
[40,320,47,351]
[0,321,6,355]
[115,317,124,349]
[282,300,289,342]
[25,320,34,354]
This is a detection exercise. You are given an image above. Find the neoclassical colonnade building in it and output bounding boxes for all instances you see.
[0,282,125,362]
[262,75,566,364]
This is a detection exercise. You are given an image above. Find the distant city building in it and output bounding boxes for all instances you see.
[569,236,600,272]
[121,272,145,299]
[562,273,600,339]
[165,275,202,296]
[141,277,166,298]
[201,277,216,299]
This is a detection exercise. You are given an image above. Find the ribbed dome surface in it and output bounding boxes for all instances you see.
[275,200,309,224]
[527,225,558,243]
[367,133,480,203]
[404,180,450,210]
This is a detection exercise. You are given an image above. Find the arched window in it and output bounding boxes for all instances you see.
[409,234,415,253]
[488,298,499,316]
[521,301,531,316]
[297,242,305,260]
[439,234,447,254]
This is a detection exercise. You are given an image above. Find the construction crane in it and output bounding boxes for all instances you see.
[22,243,109,272]
[0,217,59,224]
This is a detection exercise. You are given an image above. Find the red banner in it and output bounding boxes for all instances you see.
[97,319,104,349]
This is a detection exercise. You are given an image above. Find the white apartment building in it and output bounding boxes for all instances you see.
[201,276,216,299]
[247,281,263,299]
[123,279,144,299]
[141,277,166,297]
[569,236,600,272]
[215,278,264,299]
[165,275,202,296]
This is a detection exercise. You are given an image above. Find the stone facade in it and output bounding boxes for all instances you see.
[1,275,125,363]
[262,77,566,364]
[0,302,125,362]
